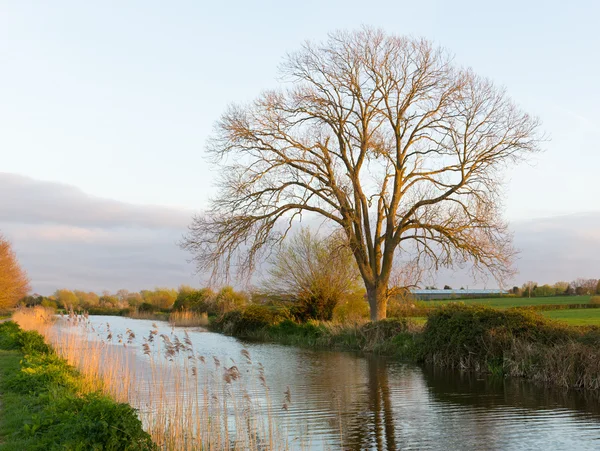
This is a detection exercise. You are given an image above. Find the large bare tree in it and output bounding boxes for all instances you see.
[182,28,541,320]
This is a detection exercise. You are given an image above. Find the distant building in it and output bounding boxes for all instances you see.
[410,288,508,301]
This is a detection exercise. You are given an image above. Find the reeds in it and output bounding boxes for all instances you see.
[169,310,209,327]
[12,306,290,450]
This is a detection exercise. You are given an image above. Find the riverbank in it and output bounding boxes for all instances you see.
[0,321,156,450]
[211,304,600,391]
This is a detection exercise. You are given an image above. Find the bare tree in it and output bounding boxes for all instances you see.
[182,28,541,320]
[0,233,30,309]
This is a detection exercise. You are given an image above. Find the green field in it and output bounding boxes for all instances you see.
[425,295,592,309]
[541,309,600,326]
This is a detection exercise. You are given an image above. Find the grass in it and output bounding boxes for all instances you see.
[426,295,593,309]
[542,309,600,326]
[11,307,290,450]
[168,310,209,327]
[0,320,155,450]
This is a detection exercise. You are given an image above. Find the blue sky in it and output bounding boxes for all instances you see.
[1,1,599,292]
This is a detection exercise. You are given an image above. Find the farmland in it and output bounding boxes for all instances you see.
[425,295,592,309]
[419,295,600,326]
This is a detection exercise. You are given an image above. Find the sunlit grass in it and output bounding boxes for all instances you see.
[426,295,593,309]
[541,309,600,326]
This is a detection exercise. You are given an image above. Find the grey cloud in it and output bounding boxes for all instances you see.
[0,172,193,229]
[1,173,599,294]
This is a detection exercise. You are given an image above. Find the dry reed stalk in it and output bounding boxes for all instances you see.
[13,306,289,450]
[168,310,209,327]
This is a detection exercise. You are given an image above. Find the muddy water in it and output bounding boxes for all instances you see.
[61,316,600,450]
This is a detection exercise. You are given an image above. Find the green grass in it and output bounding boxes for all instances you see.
[0,322,156,451]
[425,295,592,309]
[542,309,600,326]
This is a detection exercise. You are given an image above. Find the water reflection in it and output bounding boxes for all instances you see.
[67,316,600,450]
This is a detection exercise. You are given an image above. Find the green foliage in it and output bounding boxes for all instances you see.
[215,286,247,314]
[332,292,369,323]
[0,321,21,350]
[290,294,338,322]
[0,322,156,450]
[419,304,576,369]
[54,289,80,309]
[40,299,57,310]
[173,287,215,313]
[137,302,157,313]
[212,304,290,335]
[141,288,177,309]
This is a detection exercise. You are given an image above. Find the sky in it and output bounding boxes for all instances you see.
[0,1,599,293]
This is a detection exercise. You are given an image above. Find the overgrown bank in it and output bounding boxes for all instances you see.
[211,304,600,391]
[0,321,156,450]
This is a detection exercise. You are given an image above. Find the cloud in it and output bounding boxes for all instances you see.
[0,173,200,294]
[1,172,599,294]
[0,172,191,228]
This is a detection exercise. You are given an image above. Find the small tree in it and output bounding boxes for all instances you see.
[215,286,247,314]
[0,234,30,309]
[261,228,363,321]
[173,286,215,313]
[54,289,79,309]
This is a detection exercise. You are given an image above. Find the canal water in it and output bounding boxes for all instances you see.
[62,316,600,450]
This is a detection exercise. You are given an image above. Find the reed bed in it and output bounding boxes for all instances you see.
[12,306,294,450]
[169,310,209,327]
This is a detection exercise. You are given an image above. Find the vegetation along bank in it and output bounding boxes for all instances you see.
[0,321,156,451]
[211,302,600,391]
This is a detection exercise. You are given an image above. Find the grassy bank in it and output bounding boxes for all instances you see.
[0,321,155,450]
[11,307,289,450]
[211,303,600,391]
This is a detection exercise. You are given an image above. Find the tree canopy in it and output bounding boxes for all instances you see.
[0,234,30,309]
[182,28,541,320]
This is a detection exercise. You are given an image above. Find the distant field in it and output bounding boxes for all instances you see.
[541,309,600,326]
[424,295,592,309]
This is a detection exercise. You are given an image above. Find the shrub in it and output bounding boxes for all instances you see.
[173,287,215,313]
[590,296,600,305]
[212,305,290,335]
[419,304,575,369]
[0,320,22,349]
[40,299,58,310]
[290,294,338,322]
[332,292,369,323]
[138,302,157,313]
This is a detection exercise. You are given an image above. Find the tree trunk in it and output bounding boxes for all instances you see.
[366,284,388,321]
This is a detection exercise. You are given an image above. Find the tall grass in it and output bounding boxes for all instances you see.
[12,306,292,450]
[169,310,209,327]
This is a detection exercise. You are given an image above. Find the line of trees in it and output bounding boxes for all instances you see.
[511,279,600,297]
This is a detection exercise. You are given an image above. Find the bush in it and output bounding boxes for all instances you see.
[0,320,22,349]
[173,287,215,313]
[290,295,338,322]
[591,296,600,305]
[40,299,58,310]
[332,292,369,323]
[212,304,290,335]
[419,304,575,370]
[138,302,157,313]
